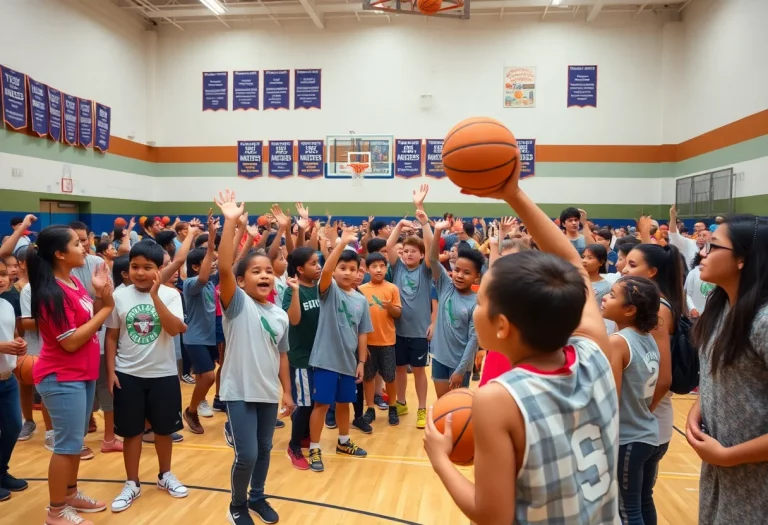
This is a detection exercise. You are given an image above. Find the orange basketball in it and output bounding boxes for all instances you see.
[442,117,519,194]
[162,216,171,225]
[432,388,475,465]
[257,215,269,227]
[417,0,442,14]
[13,355,38,386]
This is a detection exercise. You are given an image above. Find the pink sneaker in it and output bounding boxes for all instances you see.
[46,505,95,525]
[65,490,107,513]
[101,439,123,453]
[287,446,310,470]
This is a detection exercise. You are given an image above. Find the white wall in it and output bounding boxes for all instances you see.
[0,0,149,140]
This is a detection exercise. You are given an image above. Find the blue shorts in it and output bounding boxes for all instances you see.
[312,368,356,405]
[290,367,315,407]
[36,375,96,455]
[215,316,225,344]
[431,359,471,388]
[186,344,217,374]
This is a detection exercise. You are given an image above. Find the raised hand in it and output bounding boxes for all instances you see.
[188,218,202,237]
[206,209,217,235]
[150,271,162,297]
[412,184,429,210]
[91,263,110,295]
[246,221,260,238]
[22,214,38,229]
[128,216,136,231]
[398,218,412,229]
[286,276,299,290]
[214,190,246,221]
[578,208,588,224]
[434,219,451,231]
[100,279,115,308]
[271,204,291,229]
[500,216,516,236]
[415,209,429,225]
[340,226,358,246]
[295,202,309,220]
[459,149,522,200]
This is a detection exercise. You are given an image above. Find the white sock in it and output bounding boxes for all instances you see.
[309,442,321,450]
[338,435,350,444]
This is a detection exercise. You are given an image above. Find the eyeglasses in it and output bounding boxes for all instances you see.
[703,241,733,255]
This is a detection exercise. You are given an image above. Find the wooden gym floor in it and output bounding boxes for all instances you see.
[7,376,701,525]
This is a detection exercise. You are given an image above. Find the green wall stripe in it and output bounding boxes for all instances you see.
[661,135,768,178]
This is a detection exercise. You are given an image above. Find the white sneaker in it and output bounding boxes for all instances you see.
[197,400,214,418]
[111,481,141,513]
[44,429,55,452]
[157,472,188,498]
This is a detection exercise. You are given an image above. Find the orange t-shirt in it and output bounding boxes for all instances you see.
[359,281,401,347]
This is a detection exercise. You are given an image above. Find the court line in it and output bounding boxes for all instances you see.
[23,478,421,525]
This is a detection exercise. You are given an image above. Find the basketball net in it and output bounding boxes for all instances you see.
[346,162,369,187]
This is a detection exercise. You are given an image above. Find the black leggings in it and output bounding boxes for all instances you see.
[354,383,364,419]
[289,407,312,450]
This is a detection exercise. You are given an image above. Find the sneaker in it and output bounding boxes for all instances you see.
[110,481,141,513]
[197,400,214,418]
[1,473,28,492]
[0,487,9,502]
[416,408,427,430]
[143,430,184,443]
[157,472,188,498]
[224,421,234,448]
[308,448,324,472]
[362,407,376,425]
[287,446,309,470]
[300,437,310,449]
[181,374,196,384]
[396,401,409,416]
[213,396,227,412]
[407,365,413,374]
[88,415,97,433]
[17,419,36,441]
[184,408,204,434]
[80,446,94,460]
[248,499,279,524]
[374,394,388,411]
[46,505,95,524]
[325,410,337,429]
[336,438,367,457]
[44,429,55,451]
[274,419,285,429]
[66,489,107,513]
[228,503,255,525]
[471,372,480,382]
[388,406,400,426]
[101,439,123,453]
[171,432,184,443]
[381,392,389,404]
[352,416,373,434]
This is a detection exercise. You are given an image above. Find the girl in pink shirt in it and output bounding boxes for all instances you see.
[28,225,114,525]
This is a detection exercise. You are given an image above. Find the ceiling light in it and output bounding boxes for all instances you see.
[552,0,562,5]
[200,0,227,15]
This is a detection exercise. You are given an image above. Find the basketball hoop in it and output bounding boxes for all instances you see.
[344,162,370,187]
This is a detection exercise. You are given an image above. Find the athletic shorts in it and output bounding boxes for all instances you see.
[395,336,429,368]
[290,367,314,407]
[364,345,396,383]
[113,372,183,438]
[215,316,225,345]
[185,344,218,374]
[431,359,471,388]
[312,368,356,405]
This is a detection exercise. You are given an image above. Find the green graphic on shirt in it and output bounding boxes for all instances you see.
[204,287,215,309]
[370,295,384,309]
[700,282,715,297]
[125,304,161,345]
[444,298,460,328]
[261,316,278,345]
[402,276,417,295]
[339,301,356,328]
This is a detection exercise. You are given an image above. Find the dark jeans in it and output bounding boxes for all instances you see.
[225,401,279,506]
[289,406,312,450]
[0,375,22,477]
[180,334,191,376]
[618,441,668,525]
[354,382,364,419]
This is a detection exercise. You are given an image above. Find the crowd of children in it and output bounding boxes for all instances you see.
[0,176,766,525]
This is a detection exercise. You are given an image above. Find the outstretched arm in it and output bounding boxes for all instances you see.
[318,226,357,295]
[429,219,450,282]
[214,191,246,309]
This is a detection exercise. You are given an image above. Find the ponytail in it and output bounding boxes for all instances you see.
[26,226,74,331]
[631,243,684,324]
[287,247,316,278]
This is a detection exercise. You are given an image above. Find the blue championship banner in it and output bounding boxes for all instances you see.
[269,140,294,178]
[237,141,263,179]
[28,77,48,137]
[233,71,259,111]
[425,139,445,178]
[63,94,78,146]
[264,70,289,110]
[297,140,323,179]
[567,65,597,108]
[395,139,422,178]
[294,69,321,110]
[517,139,535,178]
[202,71,228,111]
[1,65,27,130]
[78,99,93,148]
[94,103,111,153]
[48,87,62,142]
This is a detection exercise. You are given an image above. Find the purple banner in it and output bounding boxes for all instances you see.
[94,103,111,153]
[567,65,597,108]
[78,99,93,148]
[264,70,289,110]
[518,139,535,178]
[425,139,445,178]
[63,94,78,146]
[294,69,321,110]
[48,87,62,142]
[28,77,48,137]
[237,141,263,179]
[269,140,294,179]
[297,140,323,179]
[202,71,228,111]
[395,139,422,178]
[233,71,259,111]
[1,65,27,130]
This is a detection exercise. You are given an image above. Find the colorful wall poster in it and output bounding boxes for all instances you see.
[48,87,62,142]
[78,98,93,148]
[264,70,289,110]
[233,71,259,111]
[395,139,422,178]
[567,65,597,108]
[294,69,321,110]
[202,71,228,111]
[503,66,536,108]
[94,103,111,153]
[237,141,263,179]
[63,94,78,146]
[28,77,48,137]
[297,140,323,179]
[1,65,27,130]
[269,140,294,178]
[517,139,535,178]
[425,139,445,178]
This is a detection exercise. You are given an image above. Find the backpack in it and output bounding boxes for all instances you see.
[661,298,700,394]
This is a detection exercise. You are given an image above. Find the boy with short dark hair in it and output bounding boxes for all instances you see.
[560,206,586,256]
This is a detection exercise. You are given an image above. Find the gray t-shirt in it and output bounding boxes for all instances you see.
[614,328,659,446]
[569,235,586,257]
[71,254,106,299]
[698,304,768,525]
[308,280,372,377]
[391,259,433,339]
[591,278,612,306]
[431,265,478,374]
[182,273,218,346]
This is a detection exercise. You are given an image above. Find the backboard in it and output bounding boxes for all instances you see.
[325,134,394,179]
[362,0,469,19]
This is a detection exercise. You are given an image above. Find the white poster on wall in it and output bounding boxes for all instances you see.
[503,66,536,108]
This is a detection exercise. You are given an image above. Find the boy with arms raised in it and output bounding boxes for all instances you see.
[424,166,619,524]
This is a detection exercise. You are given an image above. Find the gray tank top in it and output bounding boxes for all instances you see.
[615,327,660,445]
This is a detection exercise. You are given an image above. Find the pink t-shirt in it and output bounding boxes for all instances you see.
[33,277,101,383]
[478,351,512,387]
[215,284,222,316]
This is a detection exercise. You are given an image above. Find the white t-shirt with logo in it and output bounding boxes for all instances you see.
[106,284,184,378]
[19,284,41,356]
[0,298,17,375]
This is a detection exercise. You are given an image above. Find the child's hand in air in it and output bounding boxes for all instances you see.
[214,190,245,221]
[459,150,522,200]
[22,214,38,228]
[340,227,358,246]
[286,277,299,290]
[434,219,451,231]
[128,216,136,231]
[412,183,429,209]
[188,218,202,237]
[296,217,309,231]
[295,202,309,220]
[91,263,110,296]
[271,204,291,230]
[149,271,162,298]
[415,209,429,225]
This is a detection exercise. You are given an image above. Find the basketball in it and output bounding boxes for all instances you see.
[257,215,270,227]
[417,0,442,15]
[432,388,475,465]
[162,215,171,225]
[442,117,519,194]
[13,355,38,386]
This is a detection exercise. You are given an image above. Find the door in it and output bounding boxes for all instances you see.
[39,201,80,229]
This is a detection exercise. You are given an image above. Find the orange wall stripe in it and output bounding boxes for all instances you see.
[673,109,768,162]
